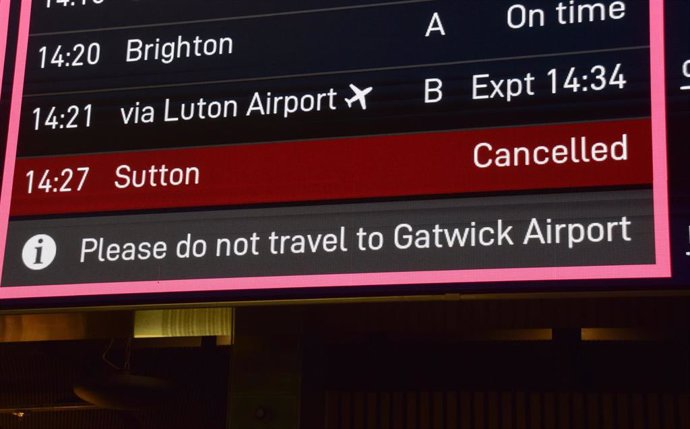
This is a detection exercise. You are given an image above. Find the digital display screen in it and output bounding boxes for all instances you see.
[0,0,688,302]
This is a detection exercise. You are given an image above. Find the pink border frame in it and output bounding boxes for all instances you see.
[0,0,10,103]
[0,0,671,301]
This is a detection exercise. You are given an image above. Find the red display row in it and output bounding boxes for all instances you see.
[10,118,651,216]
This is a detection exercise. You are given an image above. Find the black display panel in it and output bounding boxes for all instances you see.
[0,0,688,304]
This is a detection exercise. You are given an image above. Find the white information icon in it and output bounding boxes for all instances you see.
[21,234,57,271]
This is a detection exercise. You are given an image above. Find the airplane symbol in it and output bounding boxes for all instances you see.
[345,84,373,110]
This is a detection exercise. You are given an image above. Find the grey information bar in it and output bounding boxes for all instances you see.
[2,190,654,287]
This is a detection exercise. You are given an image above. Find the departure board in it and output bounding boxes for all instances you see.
[0,0,686,302]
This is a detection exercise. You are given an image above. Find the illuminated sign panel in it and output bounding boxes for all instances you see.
[0,0,679,300]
